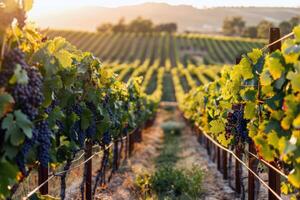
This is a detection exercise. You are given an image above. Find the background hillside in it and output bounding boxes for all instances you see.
[30,3,300,32]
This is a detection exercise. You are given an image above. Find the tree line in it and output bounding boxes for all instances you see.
[97,17,177,33]
[222,16,300,38]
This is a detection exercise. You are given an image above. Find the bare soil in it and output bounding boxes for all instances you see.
[93,107,239,200]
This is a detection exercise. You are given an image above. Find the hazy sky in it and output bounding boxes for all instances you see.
[29,0,300,17]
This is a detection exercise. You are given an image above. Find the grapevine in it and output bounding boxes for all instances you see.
[0,2,158,198]
[181,26,300,192]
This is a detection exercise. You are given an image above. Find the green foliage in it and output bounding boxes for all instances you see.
[136,166,203,199]
[160,121,184,135]
[257,20,274,39]
[96,16,177,33]
[0,6,158,198]
[222,16,245,36]
[181,25,300,191]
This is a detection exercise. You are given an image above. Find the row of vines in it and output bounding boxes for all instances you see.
[0,1,157,199]
[180,27,300,198]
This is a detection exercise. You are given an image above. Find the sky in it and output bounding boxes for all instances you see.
[29,0,300,17]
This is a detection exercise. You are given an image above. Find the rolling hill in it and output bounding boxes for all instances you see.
[30,3,300,32]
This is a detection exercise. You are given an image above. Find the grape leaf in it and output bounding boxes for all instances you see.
[54,49,73,68]
[9,64,29,85]
[14,110,33,138]
[293,114,300,129]
[254,135,274,161]
[0,160,18,197]
[244,102,256,119]
[209,119,225,134]
[265,57,284,80]
[294,26,300,41]
[81,107,92,131]
[9,124,25,146]
[239,58,254,80]
[247,49,262,64]
[288,166,300,188]
[287,71,300,92]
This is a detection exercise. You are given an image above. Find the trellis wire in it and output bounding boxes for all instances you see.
[197,125,283,200]
[24,128,138,199]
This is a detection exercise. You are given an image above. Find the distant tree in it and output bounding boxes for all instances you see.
[279,21,292,36]
[96,17,178,33]
[112,18,127,33]
[242,26,257,38]
[97,23,113,32]
[128,16,153,33]
[222,17,235,35]
[289,16,300,28]
[154,23,177,33]
[222,16,245,36]
[257,20,274,38]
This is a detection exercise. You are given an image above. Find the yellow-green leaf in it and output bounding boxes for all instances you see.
[265,57,284,80]
[247,48,262,64]
[288,167,300,188]
[244,102,256,119]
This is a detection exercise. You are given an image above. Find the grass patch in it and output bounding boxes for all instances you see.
[135,120,204,199]
[155,121,184,166]
[136,166,204,199]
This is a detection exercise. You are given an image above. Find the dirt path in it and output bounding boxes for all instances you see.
[94,107,238,200]
[176,111,238,200]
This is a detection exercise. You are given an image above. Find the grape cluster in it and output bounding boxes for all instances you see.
[225,104,249,144]
[0,48,26,86]
[0,48,44,120]
[69,104,86,147]
[12,66,44,120]
[102,131,111,145]
[36,121,52,167]
[86,102,99,138]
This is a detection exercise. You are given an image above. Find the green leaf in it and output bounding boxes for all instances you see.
[267,131,279,147]
[244,102,256,119]
[54,49,73,68]
[0,160,18,197]
[48,106,64,128]
[241,88,257,101]
[1,113,14,130]
[209,119,225,134]
[293,26,300,41]
[293,114,300,129]
[260,69,272,86]
[288,166,300,188]
[9,64,29,85]
[265,57,284,80]
[239,58,254,80]
[81,107,92,131]
[287,71,300,92]
[15,110,33,138]
[254,134,274,162]
[9,124,24,146]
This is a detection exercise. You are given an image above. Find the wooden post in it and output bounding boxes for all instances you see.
[269,27,281,53]
[206,137,210,156]
[38,166,48,195]
[235,148,241,194]
[234,56,242,194]
[223,149,228,179]
[85,140,93,200]
[248,142,256,200]
[217,146,221,171]
[268,27,281,200]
